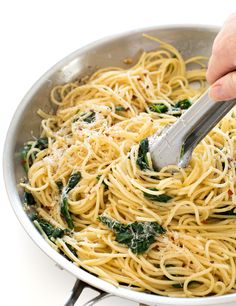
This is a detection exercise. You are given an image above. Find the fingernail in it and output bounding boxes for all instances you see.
[210,81,230,101]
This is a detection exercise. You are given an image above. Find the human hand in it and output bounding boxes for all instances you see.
[206,13,236,101]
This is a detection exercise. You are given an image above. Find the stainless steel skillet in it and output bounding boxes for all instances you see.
[4,25,236,306]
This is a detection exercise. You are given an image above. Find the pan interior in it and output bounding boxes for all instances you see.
[6,25,235,306]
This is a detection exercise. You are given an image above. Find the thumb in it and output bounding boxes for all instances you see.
[209,71,236,101]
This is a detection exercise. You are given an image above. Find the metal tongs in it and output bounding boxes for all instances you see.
[149,89,236,170]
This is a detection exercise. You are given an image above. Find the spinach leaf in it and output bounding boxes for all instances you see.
[33,216,66,240]
[60,172,82,229]
[20,138,48,173]
[99,215,125,232]
[136,138,150,170]
[115,106,126,112]
[143,188,172,203]
[35,137,48,150]
[216,208,236,216]
[172,281,200,288]
[96,175,109,190]
[28,210,38,221]
[56,181,64,192]
[175,99,191,110]
[83,111,96,123]
[59,243,77,261]
[20,143,32,173]
[61,196,74,229]
[149,103,168,113]
[98,215,165,254]
[67,172,82,191]
[24,191,36,206]
[66,243,77,257]
[172,283,183,288]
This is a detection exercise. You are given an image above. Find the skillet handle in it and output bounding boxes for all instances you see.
[63,279,111,306]
[63,279,149,306]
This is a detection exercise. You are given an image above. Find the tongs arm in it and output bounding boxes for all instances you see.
[149,89,236,170]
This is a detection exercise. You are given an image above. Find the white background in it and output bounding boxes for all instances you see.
[1,1,236,305]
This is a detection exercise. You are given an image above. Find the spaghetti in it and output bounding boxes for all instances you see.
[20,34,236,297]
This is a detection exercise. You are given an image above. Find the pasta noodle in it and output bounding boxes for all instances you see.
[20,34,236,297]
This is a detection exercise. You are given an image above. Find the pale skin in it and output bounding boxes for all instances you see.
[207,13,236,101]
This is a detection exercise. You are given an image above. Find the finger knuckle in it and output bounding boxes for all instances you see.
[212,31,236,61]
[212,37,224,57]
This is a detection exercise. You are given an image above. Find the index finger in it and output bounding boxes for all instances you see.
[206,14,236,84]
